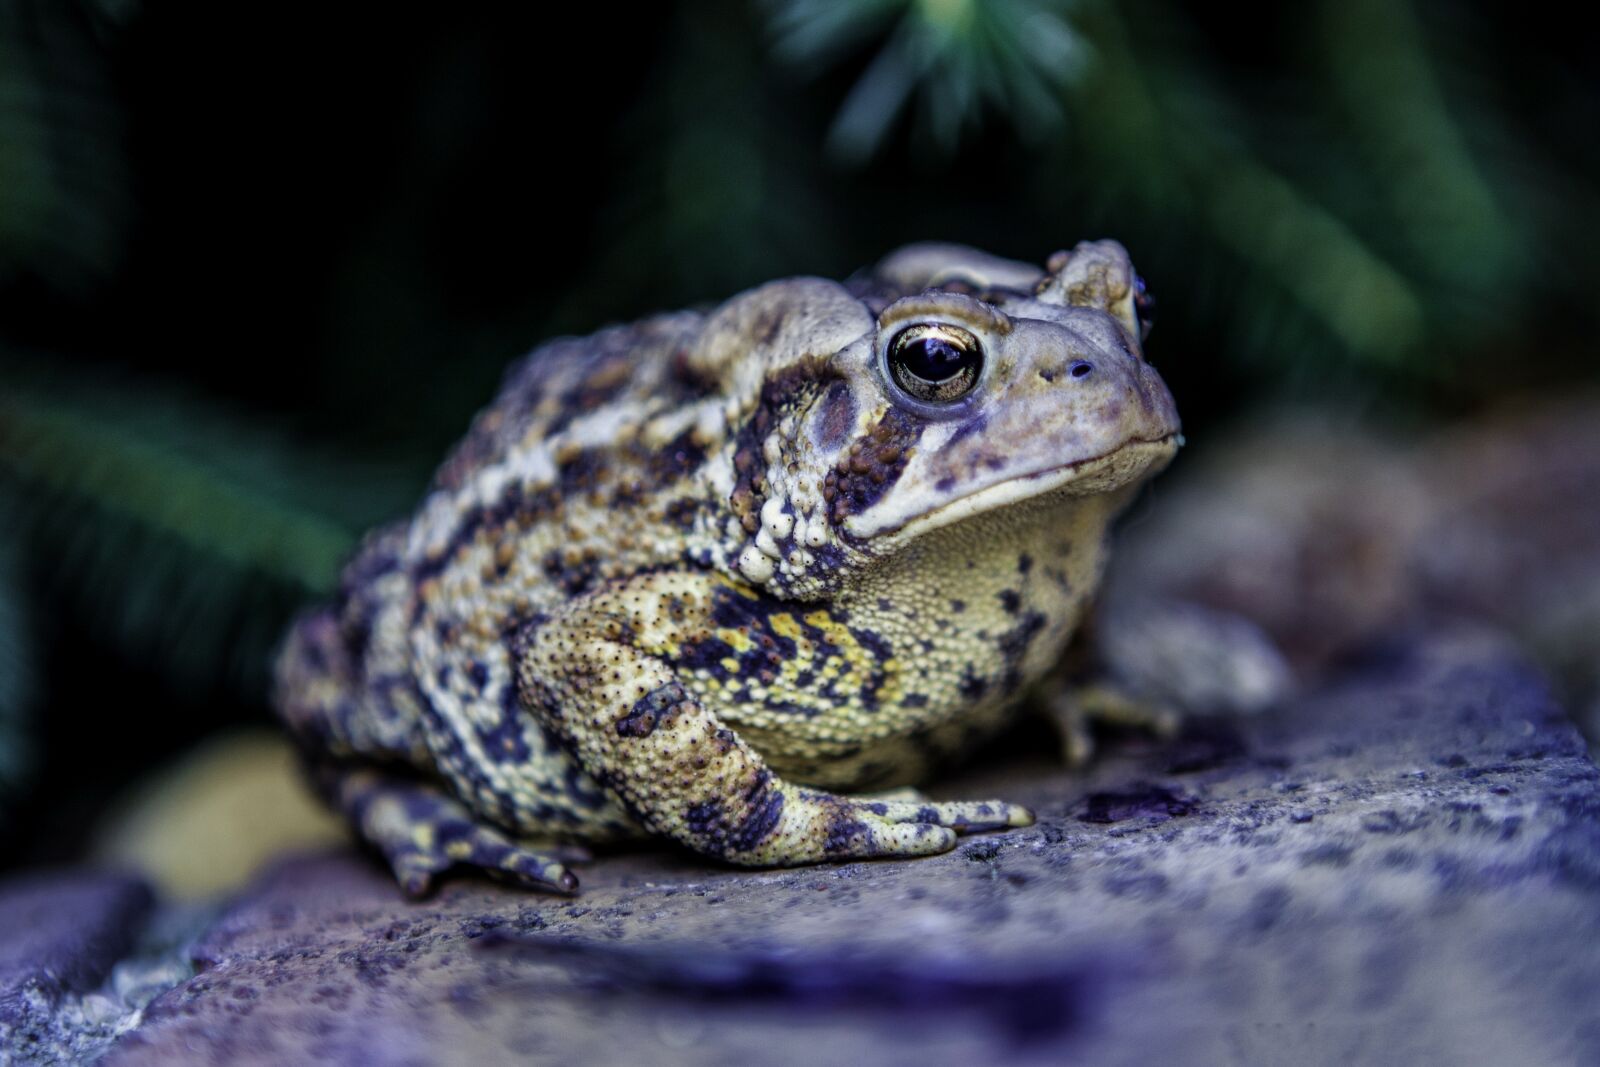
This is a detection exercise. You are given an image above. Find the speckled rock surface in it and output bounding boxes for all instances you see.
[0,871,153,1063]
[61,632,1593,1066]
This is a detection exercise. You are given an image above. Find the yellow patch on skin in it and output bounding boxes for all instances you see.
[768,613,803,641]
[720,627,756,653]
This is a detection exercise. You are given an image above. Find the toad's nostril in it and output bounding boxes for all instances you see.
[1069,360,1094,380]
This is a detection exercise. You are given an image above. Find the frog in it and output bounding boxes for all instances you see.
[273,239,1180,896]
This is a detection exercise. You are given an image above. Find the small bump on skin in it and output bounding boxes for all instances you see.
[760,496,795,541]
[273,238,1178,894]
[737,545,777,584]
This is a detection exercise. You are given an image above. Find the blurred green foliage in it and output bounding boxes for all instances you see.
[0,0,1595,850]
[0,0,131,290]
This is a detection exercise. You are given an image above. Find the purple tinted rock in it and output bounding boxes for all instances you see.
[104,634,1600,1066]
[0,870,153,1057]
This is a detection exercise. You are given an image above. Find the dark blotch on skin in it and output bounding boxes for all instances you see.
[616,682,690,738]
[678,632,737,681]
[827,406,923,529]
[998,611,1048,693]
[813,380,857,452]
[562,760,613,813]
[731,357,835,533]
[850,626,894,665]
[558,449,608,494]
[823,806,871,854]
[755,308,787,346]
[664,497,703,529]
[543,549,602,596]
[669,347,719,397]
[946,414,988,448]
[410,481,563,583]
[686,799,724,838]
[649,430,707,485]
[998,590,1022,615]
[565,356,633,418]
[476,688,532,763]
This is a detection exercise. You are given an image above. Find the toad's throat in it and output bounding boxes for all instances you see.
[845,434,1180,543]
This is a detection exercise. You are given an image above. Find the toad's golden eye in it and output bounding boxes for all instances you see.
[886,324,983,404]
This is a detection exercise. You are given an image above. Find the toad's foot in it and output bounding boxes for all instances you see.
[851,786,1041,833]
[1045,683,1181,769]
[325,768,583,897]
[782,791,1035,864]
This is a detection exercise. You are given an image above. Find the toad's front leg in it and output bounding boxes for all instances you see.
[517,575,1033,867]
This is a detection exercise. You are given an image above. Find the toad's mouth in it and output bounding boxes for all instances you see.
[843,433,1182,543]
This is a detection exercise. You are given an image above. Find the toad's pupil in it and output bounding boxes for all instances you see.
[902,337,970,382]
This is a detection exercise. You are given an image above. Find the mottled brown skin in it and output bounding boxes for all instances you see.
[275,240,1180,895]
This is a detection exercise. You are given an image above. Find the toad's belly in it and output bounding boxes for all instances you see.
[730,691,1026,791]
[687,605,1083,790]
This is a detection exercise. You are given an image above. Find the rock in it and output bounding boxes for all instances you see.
[0,870,154,1063]
[1104,411,1434,671]
[97,633,1600,1066]
[1104,398,1600,737]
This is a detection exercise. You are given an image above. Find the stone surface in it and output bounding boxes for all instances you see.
[1104,398,1600,727]
[0,870,154,1063]
[74,632,1600,1066]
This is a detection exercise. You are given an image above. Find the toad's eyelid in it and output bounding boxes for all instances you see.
[890,322,979,349]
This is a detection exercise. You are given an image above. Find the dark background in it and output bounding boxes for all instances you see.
[1,0,1596,872]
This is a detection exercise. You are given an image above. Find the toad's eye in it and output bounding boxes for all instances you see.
[1133,274,1155,340]
[887,324,983,404]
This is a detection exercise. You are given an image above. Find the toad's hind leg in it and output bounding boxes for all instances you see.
[277,604,586,896]
[318,766,586,897]
[520,576,1034,869]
